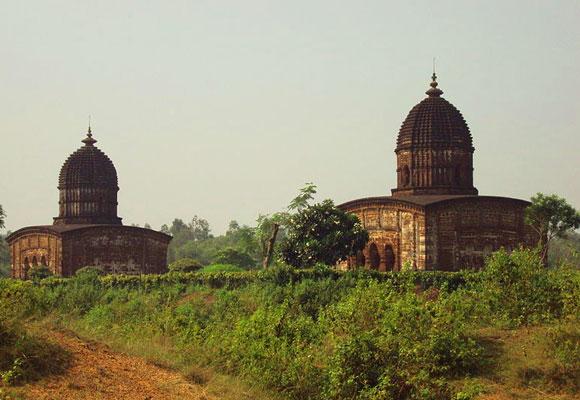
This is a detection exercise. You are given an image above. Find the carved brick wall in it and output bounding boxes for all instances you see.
[10,233,63,279]
[60,227,169,275]
[342,202,426,271]
[425,198,536,270]
[9,226,170,278]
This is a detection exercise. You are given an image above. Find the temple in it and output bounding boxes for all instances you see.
[339,74,535,270]
[6,129,171,278]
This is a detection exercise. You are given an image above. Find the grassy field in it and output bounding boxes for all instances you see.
[0,248,578,400]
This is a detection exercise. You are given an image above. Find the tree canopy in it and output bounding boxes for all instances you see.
[0,205,5,229]
[280,199,368,267]
[525,193,580,263]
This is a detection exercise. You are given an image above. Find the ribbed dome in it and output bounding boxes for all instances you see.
[58,135,118,188]
[396,82,473,151]
[54,129,122,226]
[391,74,477,197]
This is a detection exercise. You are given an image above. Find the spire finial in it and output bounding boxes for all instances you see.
[426,62,443,97]
[82,116,97,146]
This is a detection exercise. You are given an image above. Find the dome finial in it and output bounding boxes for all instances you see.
[426,64,443,97]
[82,116,97,146]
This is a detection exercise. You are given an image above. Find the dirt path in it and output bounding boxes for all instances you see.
[16,331,212,400]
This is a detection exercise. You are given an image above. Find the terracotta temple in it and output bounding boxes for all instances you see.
[339,74,535,271]
[6,129,171,278]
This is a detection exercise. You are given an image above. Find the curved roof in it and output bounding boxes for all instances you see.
[338,195,530,211]
[396,75,473,151]
[58,130,118,188]
[6,224,171,243]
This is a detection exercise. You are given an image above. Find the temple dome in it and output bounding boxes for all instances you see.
[58,131,118,188]
[391,74,477,197]
[54,129,122,225]
[396,78,473,151]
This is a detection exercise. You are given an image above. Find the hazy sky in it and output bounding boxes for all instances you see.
[1,1,579,235]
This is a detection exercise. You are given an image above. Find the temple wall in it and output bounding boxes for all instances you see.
[425,198,536,270]
[9,233,62,279]
[61,227,169,276]
[342,202,426,271]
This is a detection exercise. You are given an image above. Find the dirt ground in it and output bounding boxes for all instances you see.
[12,331,212,400]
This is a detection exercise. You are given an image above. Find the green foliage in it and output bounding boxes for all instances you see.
[525,193,580,262]
[477,248,577,326]
[281,199,368,267]
[168,258,203,273]
[199,264,245,273]
[0,205,5,229]
[28,266,52,281]
[0,233,10,278]
[549,231,580,267]
[75,266,105,277]
[547,321,580,369]
[213,248,256,269]
[0,318,69,386]
[0,249,578,399]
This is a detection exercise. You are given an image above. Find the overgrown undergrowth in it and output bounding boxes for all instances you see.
[0,248,578,400]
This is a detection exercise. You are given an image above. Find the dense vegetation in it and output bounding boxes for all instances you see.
[1,248,578,399]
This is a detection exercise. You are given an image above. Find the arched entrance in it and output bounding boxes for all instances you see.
[385,245,395,271]
[23,257,30,279]
[369,243,380,270]
[355,251,366,267]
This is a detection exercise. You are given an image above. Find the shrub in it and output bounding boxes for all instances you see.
[168,258,203,273]
[478,247,568,326]
[199,264,245,273]
[28,265,52,281]
[213,248,256,269]
[75,266,105,277]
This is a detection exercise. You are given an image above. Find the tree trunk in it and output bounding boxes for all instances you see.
[262,223,280,269]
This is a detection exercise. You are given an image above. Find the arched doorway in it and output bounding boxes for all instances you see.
[385,245,395,271]
[355,251,366,267]
[23,257,30,279]
[32,256,38,267]
[369,243,380,270]
[41,255,48,267]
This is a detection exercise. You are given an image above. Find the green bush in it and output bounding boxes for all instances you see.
[168,258,203,273]
[213,248,256,269]
[1,248,579,399]
[199,264,245,273]
[477,248,571,326]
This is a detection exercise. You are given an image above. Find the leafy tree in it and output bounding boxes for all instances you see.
[0,204,5,229]
[189,215,211,241]
[214,247,256,269]
[257,183,318,268]
[280,199,368,267]
[226,220,240,235]
[160,224,170,235]
[525,193,580,264]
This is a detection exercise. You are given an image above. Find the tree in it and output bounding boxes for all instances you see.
[525,193,580,264]
[0,204,5,229]
[226,220,240,235]
[257,183,318,268]
[280,199,368,268]
[189,215,211,241]
[160,224,170,235]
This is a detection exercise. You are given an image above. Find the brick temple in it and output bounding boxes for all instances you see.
[6,129,171,278]
[339,74,535,270]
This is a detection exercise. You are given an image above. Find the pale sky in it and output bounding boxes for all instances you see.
[1,1,579,235]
